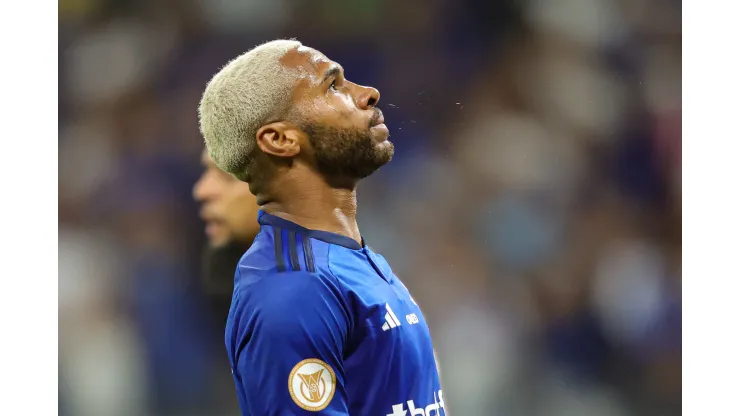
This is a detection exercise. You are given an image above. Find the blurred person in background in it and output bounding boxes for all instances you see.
[194,149,260,321]
[199,39,444,416]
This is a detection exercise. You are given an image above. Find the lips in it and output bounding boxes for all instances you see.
[200,208,221,224]
[370,110,385,127]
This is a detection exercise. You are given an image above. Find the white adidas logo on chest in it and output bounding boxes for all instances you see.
[381,303,419,331]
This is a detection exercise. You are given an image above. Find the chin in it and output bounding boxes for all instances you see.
[209,236,232,248]
[376,140,395,161]
[375,138,393,151]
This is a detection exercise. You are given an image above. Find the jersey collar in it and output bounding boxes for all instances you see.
[258,211,365,250]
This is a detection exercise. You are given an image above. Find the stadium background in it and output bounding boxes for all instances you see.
[58,0,681,415]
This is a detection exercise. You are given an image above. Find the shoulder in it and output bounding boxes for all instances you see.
[233,269,348,320]
[236,229,276,273]
[228,269,353,350]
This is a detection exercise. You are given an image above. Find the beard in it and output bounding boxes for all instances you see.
[302,118,394,182]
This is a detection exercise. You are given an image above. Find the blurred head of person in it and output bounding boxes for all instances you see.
[193,150,259,315]
[198,39,393,206]
[194,150,260,247]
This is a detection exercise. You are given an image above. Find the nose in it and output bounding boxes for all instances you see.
[193,174,212,202]
[356,85,380,110]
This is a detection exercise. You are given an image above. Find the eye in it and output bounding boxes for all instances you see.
[329,80,338,91]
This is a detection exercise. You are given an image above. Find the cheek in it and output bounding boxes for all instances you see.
[315,95,361,127]
[336,93,355,110]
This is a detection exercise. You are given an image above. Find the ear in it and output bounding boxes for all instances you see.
[256,122,303,158]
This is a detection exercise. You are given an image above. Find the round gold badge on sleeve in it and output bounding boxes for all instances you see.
[288,358,336,411]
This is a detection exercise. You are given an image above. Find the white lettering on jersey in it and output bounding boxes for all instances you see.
[387,390,445,416]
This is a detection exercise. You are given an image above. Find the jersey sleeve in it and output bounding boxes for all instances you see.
[232,270,351,415]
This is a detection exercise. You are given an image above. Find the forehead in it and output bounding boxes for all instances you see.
[280,46,337,86]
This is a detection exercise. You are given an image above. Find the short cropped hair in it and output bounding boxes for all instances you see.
[198,39,302,181]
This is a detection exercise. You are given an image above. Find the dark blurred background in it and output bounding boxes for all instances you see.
[58,0,681,415]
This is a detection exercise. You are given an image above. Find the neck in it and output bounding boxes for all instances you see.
[260,174,362,245]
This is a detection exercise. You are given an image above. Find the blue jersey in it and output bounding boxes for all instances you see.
[225,211,445,415]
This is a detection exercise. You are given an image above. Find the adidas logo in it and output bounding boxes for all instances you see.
[381,303,402,331]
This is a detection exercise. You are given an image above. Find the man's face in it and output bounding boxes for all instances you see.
[193,150,260,247]
[285,46,394,180]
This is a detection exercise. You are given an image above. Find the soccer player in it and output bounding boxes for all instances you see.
[193,149,260,320]
[199,39,445,415]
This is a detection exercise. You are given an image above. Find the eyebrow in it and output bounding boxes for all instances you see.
[322,66,341,83]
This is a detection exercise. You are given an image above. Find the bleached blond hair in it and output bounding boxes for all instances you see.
[198,39,303,181]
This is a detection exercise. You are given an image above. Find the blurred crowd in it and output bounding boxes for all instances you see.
[58,0,681,415]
